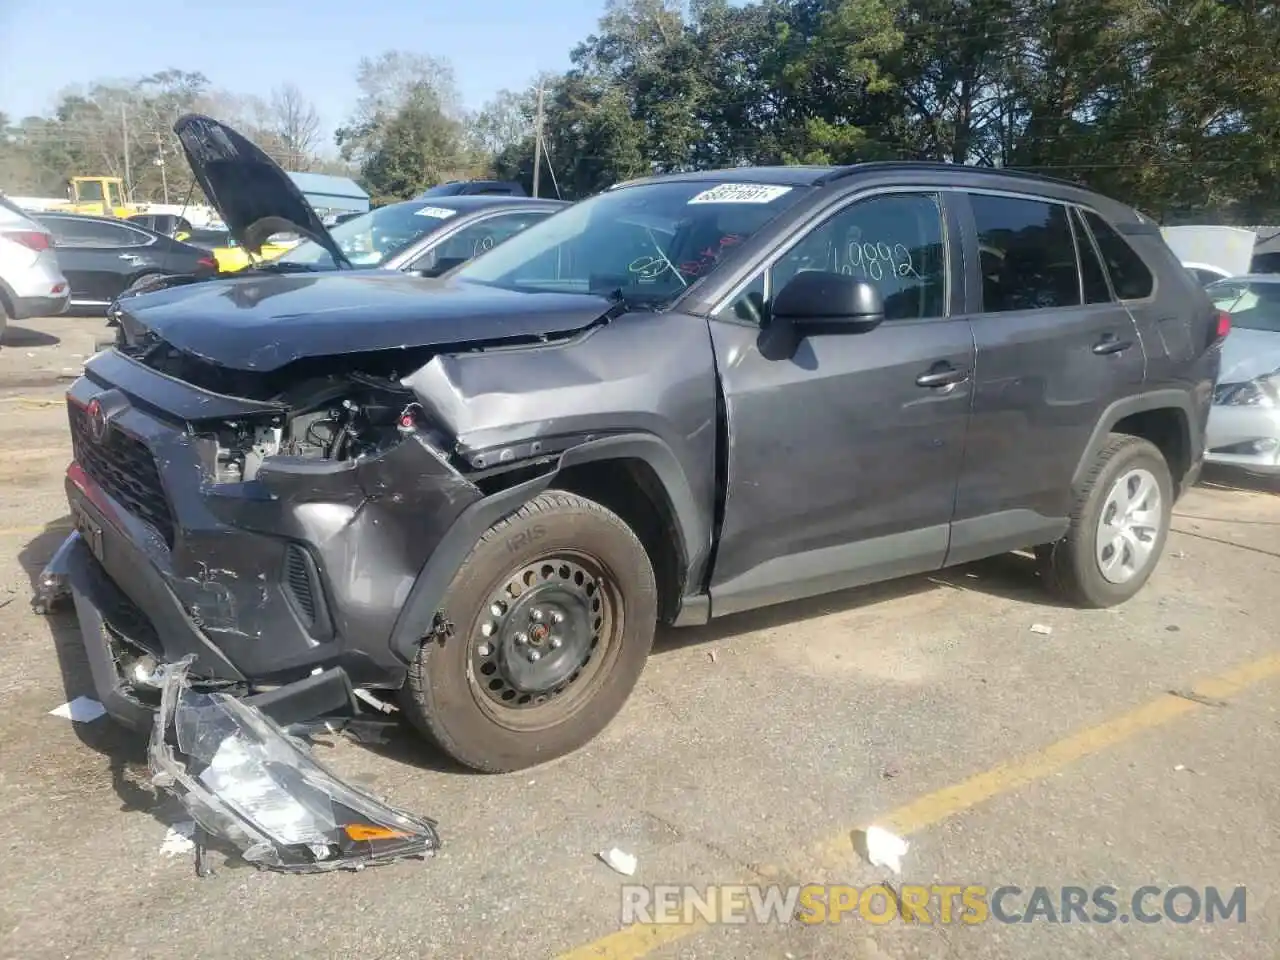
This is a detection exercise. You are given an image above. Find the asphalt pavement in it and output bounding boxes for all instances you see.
[1,315,1277,960]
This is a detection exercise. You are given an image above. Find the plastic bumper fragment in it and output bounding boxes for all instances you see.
[32,531,80,614]
[148,656,440,874]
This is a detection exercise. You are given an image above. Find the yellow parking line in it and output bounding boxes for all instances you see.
[554,653,1280,960]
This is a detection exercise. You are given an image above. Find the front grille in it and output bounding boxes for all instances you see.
[68,401,176,548]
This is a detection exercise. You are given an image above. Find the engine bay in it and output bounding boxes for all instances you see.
[205,374,443,483]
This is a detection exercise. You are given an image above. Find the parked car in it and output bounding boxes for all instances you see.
[54,159,1221,774]
[417,179,527,198]
[126,213,194,240]
[1204,275,1280,475]
[0,191,69,342]
[273,195,566,275]
[33,213,218,312]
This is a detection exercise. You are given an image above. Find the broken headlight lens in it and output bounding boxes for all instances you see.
[149,656,440,872]
[1213,374,1280,408]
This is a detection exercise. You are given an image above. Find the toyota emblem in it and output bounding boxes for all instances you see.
[85,398,108,442]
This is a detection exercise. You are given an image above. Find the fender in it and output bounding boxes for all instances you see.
[388,432,708,663]
[1071,389,1199,490]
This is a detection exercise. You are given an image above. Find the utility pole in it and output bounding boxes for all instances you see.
[532,84,545,199]
[121,105,131,204]
[156,131,169,205]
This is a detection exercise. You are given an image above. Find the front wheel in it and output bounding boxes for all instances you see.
[1038,434,1173,608]
[401,491,658,772]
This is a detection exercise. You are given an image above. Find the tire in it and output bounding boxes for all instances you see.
[401,490,658,772]
[125,272,165,294]
[1038,434,1173,608]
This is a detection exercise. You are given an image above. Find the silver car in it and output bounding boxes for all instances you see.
[1205,275,1280,475]
[0,192,70,344]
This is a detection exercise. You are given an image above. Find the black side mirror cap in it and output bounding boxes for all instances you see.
[772,270,886,333]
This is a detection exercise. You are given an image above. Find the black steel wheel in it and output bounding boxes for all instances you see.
[401,491,658,772]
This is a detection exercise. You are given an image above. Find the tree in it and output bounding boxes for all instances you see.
[335,51,462,166]
[267,83,321,170]
[358,82,475,204]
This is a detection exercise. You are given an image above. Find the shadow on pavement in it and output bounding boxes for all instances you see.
[17,518,164,818]
[1,324,61,348]
[1198,464,1279,496]
[653,549,1069,658]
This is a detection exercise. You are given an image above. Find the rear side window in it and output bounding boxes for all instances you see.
[1081,211,1154,300]
[1071,207,1112,303]
[969,194,1081,312]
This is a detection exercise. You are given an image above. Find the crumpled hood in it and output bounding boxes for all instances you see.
[117,272,617,372]
[172,113,350,267]
[1218,326,1280,384]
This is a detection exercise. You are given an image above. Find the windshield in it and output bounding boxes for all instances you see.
[452,179,811,304]
[1207,279,1280,333]
[279,201,457,267]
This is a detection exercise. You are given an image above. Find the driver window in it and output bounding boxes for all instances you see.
[413,213,547,276]
[720,192,948,326]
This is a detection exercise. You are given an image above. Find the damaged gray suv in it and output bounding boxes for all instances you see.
[49,115,1224,772]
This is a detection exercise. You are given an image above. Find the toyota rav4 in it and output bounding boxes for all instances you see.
[51,117,1224,772]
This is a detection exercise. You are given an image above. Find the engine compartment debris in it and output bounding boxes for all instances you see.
[148,656,440,874]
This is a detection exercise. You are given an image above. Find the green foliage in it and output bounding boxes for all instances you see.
[7,3,1280,220]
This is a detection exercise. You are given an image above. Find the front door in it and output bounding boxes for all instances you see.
[946,192,1147,563]
[707,190,976,616]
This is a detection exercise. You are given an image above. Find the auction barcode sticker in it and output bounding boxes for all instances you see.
[687,183,793,205]
[414,206,458,219]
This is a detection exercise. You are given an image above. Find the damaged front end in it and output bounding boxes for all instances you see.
[150,656,439,873]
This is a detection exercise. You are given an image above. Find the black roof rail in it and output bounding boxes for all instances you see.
[813,160,1090,193]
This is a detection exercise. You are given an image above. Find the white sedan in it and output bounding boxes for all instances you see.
[1206,275,1280,475]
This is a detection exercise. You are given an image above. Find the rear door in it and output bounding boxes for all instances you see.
[707,189,977,615]
[946,191,1146,562]
[42,218,160,303]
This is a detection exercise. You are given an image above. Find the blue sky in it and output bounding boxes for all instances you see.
[0,0,606,149]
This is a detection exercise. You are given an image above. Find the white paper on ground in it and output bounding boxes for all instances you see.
[160,821,197,857]
[687,183,792,205]
[599,847,638,876]
[49,696,106,723]
[864,825,909,874]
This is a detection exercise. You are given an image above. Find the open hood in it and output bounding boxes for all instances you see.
[172,114,352,268]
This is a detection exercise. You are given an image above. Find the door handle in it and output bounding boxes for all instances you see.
[915,363,968,388]
[1092,333,1133,355]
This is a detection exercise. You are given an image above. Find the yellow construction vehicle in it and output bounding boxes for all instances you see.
[56,176,140,217]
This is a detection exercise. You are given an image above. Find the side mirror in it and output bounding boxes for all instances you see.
[771,270,885,333]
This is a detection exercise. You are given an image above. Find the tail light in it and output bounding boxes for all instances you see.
[197,256,216,271]
[1211,310,1231,346]
[2,230,52,252]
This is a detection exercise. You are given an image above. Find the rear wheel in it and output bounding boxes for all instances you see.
[1038,434,1173,607]
[401,491,658,772]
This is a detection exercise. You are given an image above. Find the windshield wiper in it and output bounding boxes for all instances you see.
[242,260,322,275]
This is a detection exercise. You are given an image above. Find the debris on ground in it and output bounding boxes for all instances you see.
[708,650,718,664]
[1029,623,1053,636]
[49,696,106,723]
[148,656,440,875]
[1168,689,1228,708]
[159,821,197,857]
[862,826,909,874]
[598,847,638,876]
[881,762,902,780]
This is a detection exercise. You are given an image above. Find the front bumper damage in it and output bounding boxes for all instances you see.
[45,354,493,731]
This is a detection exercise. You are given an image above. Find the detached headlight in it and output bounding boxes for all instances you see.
[1214,375,1280,408]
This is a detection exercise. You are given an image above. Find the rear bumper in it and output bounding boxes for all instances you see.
[8,291,70,321]
[1205,403,1280,475]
